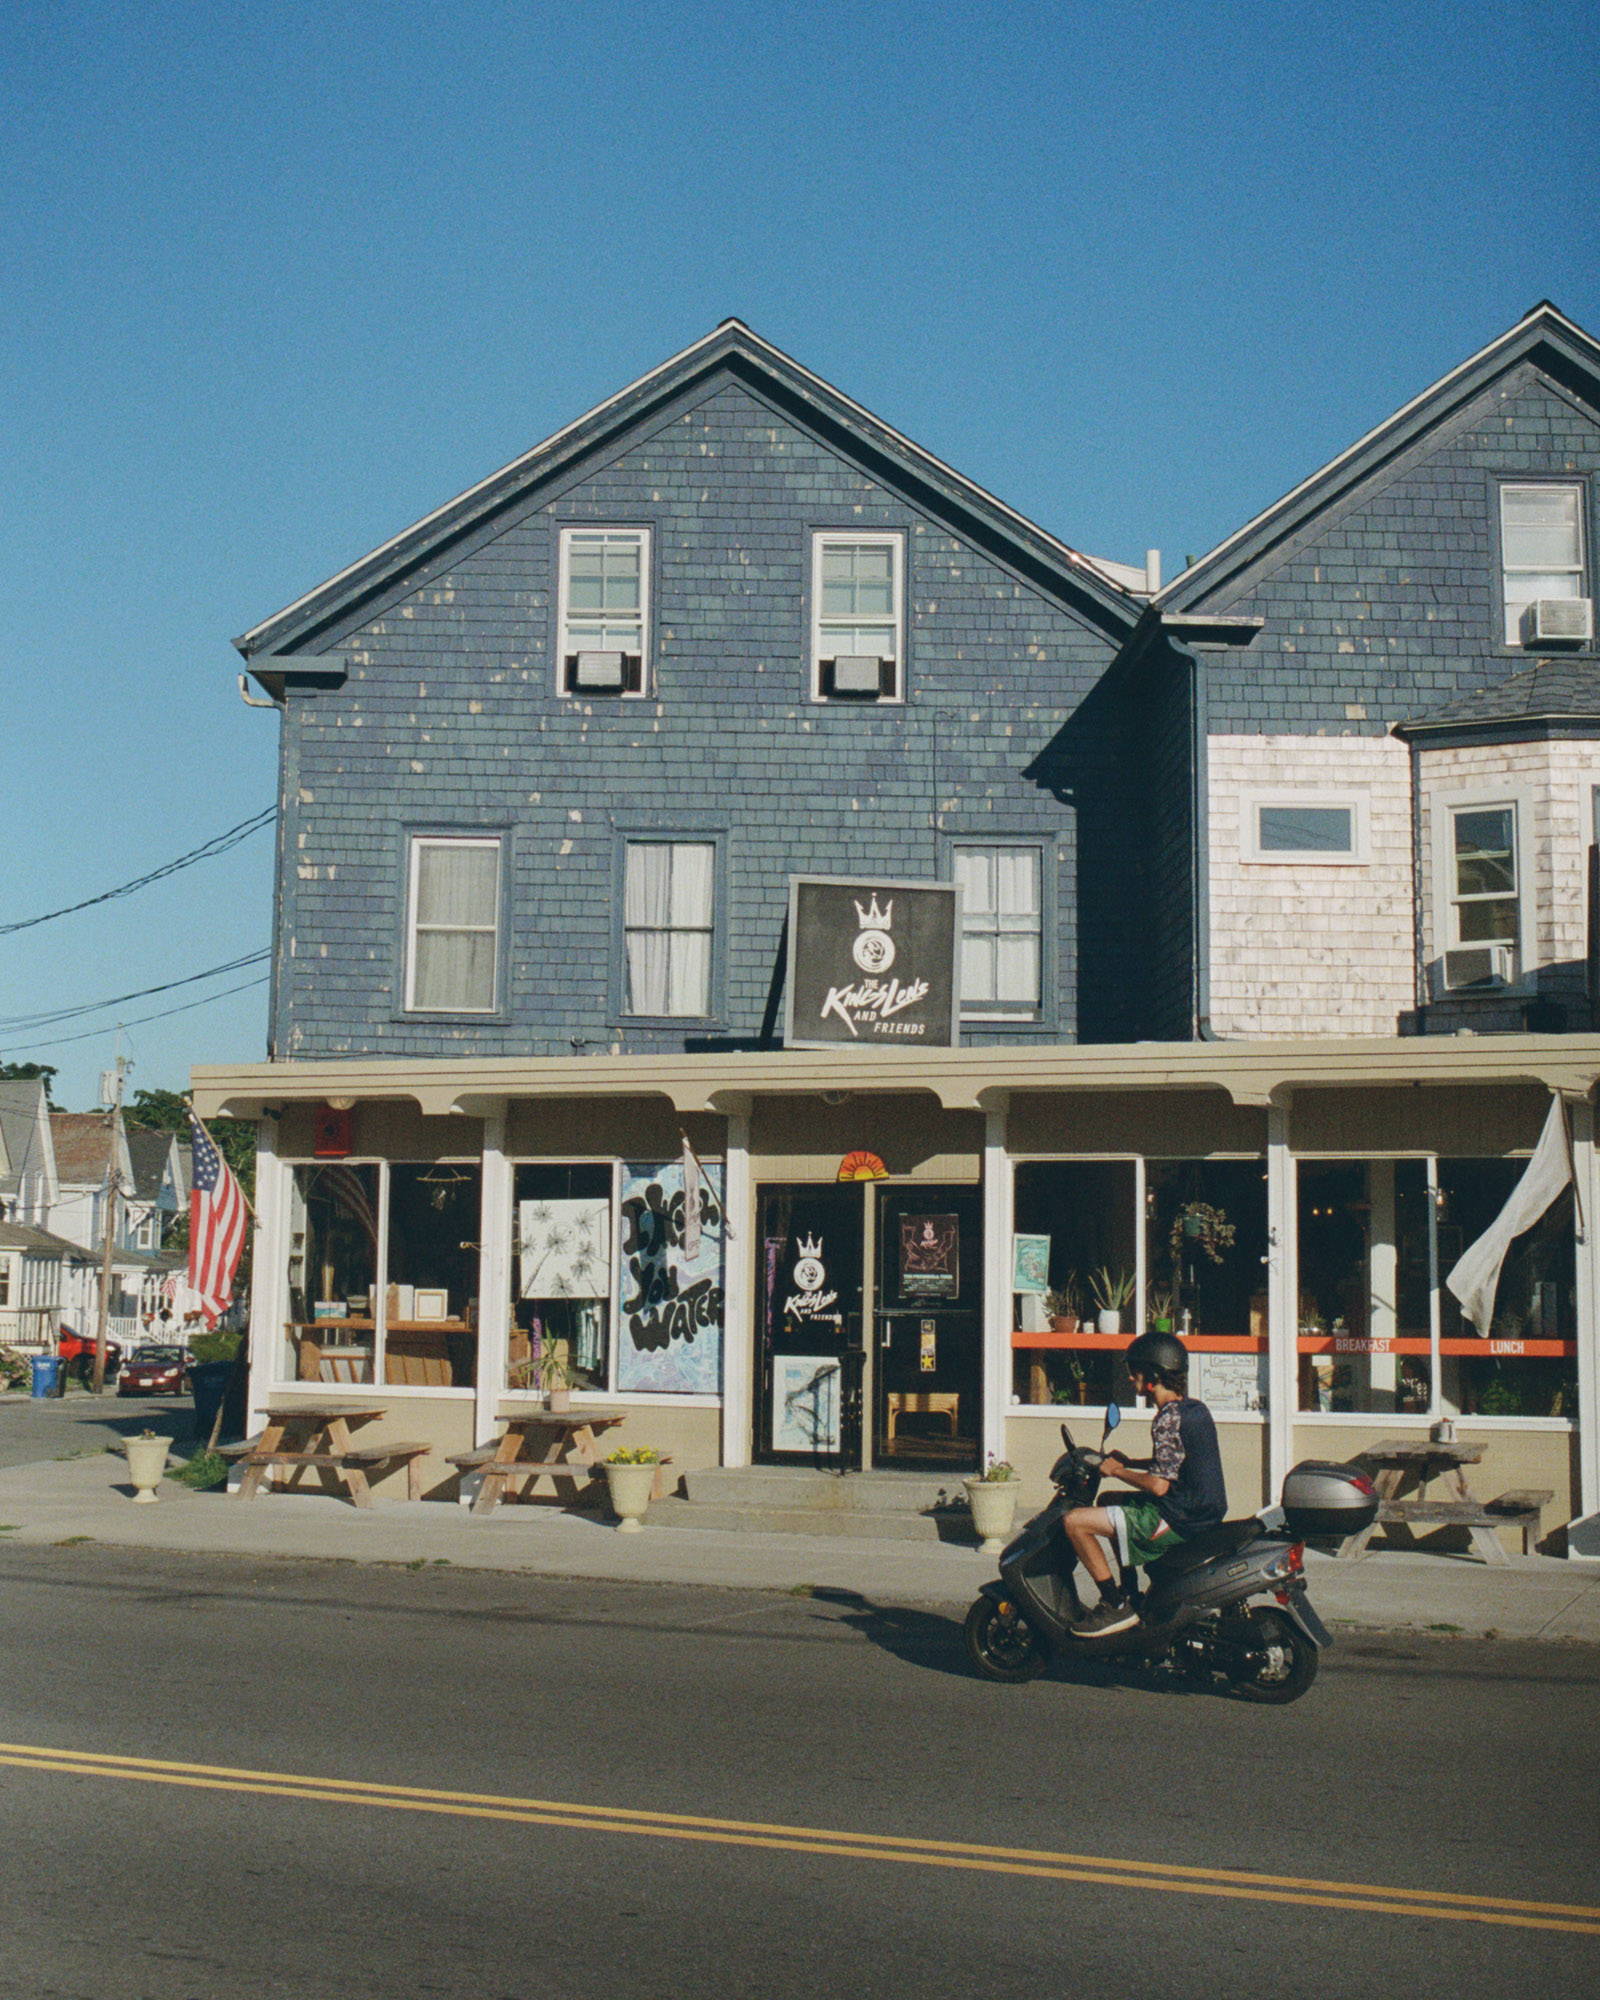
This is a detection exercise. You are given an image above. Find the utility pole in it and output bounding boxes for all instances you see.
[91,1042,129,1396]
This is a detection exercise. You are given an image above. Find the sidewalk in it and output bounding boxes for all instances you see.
[2,1448,1599,1642]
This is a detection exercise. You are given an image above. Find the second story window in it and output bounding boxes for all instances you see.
[405,835,501,1013]
[954,845,1041,1018]
[1500,483,1589,645]
[623,840,715,1017]
[559,529,650,694]
[813,532,903,700]
[1443,803,1520,989]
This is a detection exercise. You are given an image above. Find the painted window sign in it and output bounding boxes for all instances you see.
[785,875,960,1048]
[519,1198,610,1300]
[899,1214,960,1299]
[617,1160,725,1393]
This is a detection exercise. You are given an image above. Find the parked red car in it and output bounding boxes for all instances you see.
[116,1344,189,1397]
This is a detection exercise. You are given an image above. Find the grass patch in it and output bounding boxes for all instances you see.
[168,1450,229,1491]
[1427,1621,1463,1633]
[55,1535,94,1547]
[0,1524,20,1534]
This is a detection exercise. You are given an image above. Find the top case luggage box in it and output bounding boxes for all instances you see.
[1282,1460,1379,1539]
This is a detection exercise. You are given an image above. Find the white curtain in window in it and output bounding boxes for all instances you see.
[413,842,498,1010]
[956,847,1039,1007]
[625,842,713,1016]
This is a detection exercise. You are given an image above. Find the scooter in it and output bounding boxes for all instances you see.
[963,1406,1377,1704]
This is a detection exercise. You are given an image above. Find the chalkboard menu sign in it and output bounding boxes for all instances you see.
[784,875,960,1050]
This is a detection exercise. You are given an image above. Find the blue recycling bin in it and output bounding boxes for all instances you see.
[29,1355,62,1398]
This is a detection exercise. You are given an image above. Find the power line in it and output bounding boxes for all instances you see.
[0,949,270,1032]
[0,808,275,937]
[0,974,271,1055]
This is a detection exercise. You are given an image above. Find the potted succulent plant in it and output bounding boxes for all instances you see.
[1044,1276,1080,1334]
[602,1446,660,1531]
[963,1457,1020,1552]
[538,1339,574,1413]
[1147,1285,1177,1334]
[1088,1266,1134,1336]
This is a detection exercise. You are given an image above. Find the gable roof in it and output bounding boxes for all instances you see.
[1159,302,1600,614]
[49,1111,129,1190]
[1397,656,1600,741]
[125,1126,180,1204]
[0,1078,56,1202]
[235,319,1140,684]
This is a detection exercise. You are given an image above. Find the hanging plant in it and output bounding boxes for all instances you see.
[1170,1202,1235,1266]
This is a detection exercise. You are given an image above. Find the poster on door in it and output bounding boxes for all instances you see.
[898,1214,960,1299]
[771,1355,842,1453]
[616,1159,725,1394]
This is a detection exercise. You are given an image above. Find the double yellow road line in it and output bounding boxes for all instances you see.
[2,1739,1596,1936]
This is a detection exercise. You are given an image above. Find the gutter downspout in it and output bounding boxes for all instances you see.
[1165,637,1215,1040]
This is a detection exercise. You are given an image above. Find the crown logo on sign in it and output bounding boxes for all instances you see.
[797,1232,823,1259]
[854,893,893,930]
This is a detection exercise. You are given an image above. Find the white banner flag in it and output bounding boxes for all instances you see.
[1445,1095,1573,1335]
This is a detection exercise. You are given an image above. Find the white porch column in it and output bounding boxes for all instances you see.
[981,1092,1012,1470]
[475,1106,512,1446]
[1265,1096,1296,1504]
[1573,1097,1599,1521]
[247,1114,291,1435]
[720,1104,753,1469]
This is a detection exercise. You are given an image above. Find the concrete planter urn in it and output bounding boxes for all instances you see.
[964,1473,1020,1554]
[603,1458,657,1533]
[124,1432,170,1504]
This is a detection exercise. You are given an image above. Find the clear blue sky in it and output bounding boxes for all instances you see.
[4,0,1596,1110]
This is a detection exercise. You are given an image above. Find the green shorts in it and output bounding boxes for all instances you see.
[1114,1497,1184,1569]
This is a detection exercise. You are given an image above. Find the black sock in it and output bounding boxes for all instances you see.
[1098,1579,1125,1608]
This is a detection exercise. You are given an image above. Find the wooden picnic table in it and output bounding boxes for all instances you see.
[1334,1437,1548,1565]
[449,1406,649,1516]
[224,1401,431,1508]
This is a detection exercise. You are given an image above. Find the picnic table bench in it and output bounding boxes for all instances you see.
[448,1406,670,1517]
[1336,1438,1551,1563]
[220,1403,431,1508]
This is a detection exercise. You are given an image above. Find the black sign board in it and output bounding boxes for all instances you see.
[784,875,961,1050]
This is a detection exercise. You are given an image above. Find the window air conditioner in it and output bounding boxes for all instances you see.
[568,650,637,693]
[1437,944,1516,994]
[1520,597,1593,645]
[826,654,893,698]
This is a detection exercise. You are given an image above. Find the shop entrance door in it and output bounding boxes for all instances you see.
[755,1184,865,1467]
[872,1186,982,1473]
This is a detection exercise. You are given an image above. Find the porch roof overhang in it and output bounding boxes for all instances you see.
[190,1035,1600,1123]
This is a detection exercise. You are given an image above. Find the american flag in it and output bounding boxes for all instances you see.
[187,1112,248,1328]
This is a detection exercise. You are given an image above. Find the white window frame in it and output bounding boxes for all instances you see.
[404,835,502,1014]
[557,527,652,697]
[811,530,905,703]
[1499,481,1587,645]
[1241,791,1369,866]
[1429,787,1532,987]
[953,843,1043,1020]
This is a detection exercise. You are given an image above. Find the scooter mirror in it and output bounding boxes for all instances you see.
[1103,1402,1122,1435]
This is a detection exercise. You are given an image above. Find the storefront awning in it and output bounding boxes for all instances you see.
[191,1035,1600,1122]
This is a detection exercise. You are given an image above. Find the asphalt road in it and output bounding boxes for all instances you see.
[0,1542,1596,2000]
[0,1387,202,1473]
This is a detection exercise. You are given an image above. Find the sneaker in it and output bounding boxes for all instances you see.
[1070,1598,1140,1638]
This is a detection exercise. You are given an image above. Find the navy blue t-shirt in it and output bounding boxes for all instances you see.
[1149,1397,1227,1533]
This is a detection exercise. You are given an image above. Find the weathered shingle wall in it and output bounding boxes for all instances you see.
[274,379,1121,1058]
[1202,370,1600,734]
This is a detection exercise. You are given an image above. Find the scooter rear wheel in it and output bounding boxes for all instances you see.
[964,1596,1048,1683]
[1227,1606,1318,1705]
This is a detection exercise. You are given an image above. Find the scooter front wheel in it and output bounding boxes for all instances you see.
[964,1595,1048,1683]
[1227,1606,1318,1705]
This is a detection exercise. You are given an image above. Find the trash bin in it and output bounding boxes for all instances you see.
[188,1360,235,1441]
[29,1355,62,1398]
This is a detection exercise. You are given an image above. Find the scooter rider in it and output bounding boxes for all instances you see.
[1063,1331,1227,1638]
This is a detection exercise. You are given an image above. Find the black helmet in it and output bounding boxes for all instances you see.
[1125,1330,1189,1390]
